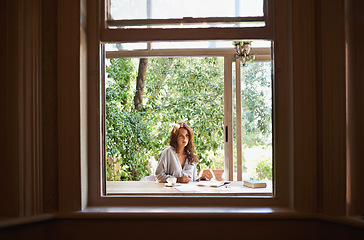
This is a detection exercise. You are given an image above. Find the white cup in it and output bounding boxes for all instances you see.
[167,177,177,185]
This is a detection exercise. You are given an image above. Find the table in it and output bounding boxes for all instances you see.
[106,180,272,196]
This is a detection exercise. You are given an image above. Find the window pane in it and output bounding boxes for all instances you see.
[151,41,234,50]
[110,0,264,20]
[106,42,148,51]
[241,61,272,182]
[233,59,273,183]
[105,40,270,51]
[109,22,265,29]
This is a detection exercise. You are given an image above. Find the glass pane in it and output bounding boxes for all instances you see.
[106,42,148,51]
[110,0,264,20]
[109,22,265,29]
[105,40,270,51]
[151,40,235,50]
[240,61,272,182]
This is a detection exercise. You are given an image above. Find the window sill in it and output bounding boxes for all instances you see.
[318,214,364,229]
[57,206,310,219]
[0,214,55,229]
[56,207,364,229]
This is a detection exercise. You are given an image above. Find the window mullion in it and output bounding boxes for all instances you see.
[235,59,243,181]
[100,27,273,43]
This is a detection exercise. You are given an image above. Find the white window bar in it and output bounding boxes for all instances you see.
[235,58,243,181]
[105,48,271,60]
[107,17,266,28]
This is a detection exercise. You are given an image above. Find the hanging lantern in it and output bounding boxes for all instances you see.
[233,41,255,66]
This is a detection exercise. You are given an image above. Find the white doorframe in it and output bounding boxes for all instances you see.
[224,56,234,181]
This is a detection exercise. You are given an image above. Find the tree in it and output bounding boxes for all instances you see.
[240,62,272,147]
[134,58,148,111]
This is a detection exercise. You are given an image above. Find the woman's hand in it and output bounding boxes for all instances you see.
[197,174,210,181]
[177,176,191,183]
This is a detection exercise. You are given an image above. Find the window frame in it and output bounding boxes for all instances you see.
[100,0,273,42]
[87,0,291,208]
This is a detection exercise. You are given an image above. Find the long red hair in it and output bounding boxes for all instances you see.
[169,122,198,164]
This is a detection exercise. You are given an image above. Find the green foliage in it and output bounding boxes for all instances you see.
[105,59,151,181]
[241,62,272,147]
[106,58,135,110]
[254,157,273,181]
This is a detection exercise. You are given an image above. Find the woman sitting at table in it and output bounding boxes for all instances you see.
[155,122,208,183]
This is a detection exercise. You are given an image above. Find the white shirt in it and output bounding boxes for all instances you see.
[155,146,198,183]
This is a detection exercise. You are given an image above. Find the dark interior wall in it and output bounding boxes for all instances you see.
[0,0,21,217]
[41,0,59,214]
[0,219,364,240]
[350,0,364,216]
